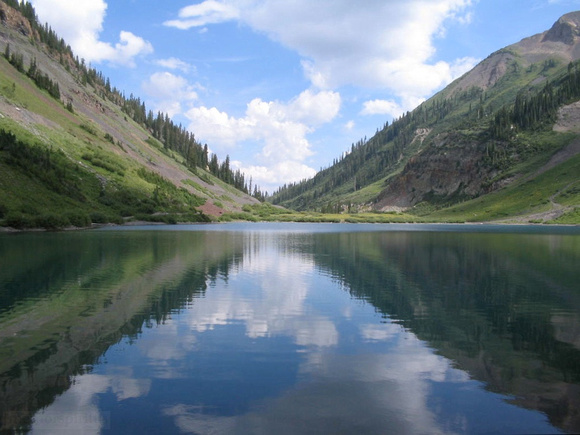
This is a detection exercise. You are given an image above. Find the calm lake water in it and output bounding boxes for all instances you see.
[1,223,580,434]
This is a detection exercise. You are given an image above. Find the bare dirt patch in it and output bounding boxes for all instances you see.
[554,100,580,133]
[198,201,225,217]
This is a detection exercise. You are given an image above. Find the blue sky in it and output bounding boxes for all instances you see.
[29,0,580,192]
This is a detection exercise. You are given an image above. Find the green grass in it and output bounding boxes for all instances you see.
[0,53,214,230]
[219,211,259,222]
[82,149,127,176]
[429,153,580,223]
[551,208,580,224]
[0,58,76,128]
[221,203,424,223]
[554,181,580,206]
[338,178,389,207]
[0,127,209,229]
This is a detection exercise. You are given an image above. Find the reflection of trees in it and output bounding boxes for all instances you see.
[311,231,580,432]
[0,231,242,433]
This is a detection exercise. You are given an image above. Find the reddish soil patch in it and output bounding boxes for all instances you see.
[198,201,225,217]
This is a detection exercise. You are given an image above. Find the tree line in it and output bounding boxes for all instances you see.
[490,60,580,139]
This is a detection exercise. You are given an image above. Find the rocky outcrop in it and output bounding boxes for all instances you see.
[543,11,580,45]
[375,133,494,211]
[0,2,34,38]
[448,11,580,99]
[448,50,515,96]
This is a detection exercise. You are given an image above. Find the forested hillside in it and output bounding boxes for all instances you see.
[271,12,580,224]
[0,0,264,229]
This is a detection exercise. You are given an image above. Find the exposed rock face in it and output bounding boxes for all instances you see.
[0,3,34,38]
[553,100,580,133]
[543,12,580,45]
[447,51,515,96]
[448,11,580,99]
[375,133,492,211]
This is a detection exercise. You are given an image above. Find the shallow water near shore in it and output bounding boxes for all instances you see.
[1,223,579,434]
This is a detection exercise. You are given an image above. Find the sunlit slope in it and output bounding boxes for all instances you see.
[0,0,258,229]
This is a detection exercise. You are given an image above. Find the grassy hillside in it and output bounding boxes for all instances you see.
[0,60,210,228]
[425,148,580,223]
[0,0,260,229]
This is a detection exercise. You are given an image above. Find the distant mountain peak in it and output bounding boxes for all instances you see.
[542,11,580,45]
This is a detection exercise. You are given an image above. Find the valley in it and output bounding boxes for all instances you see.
[0,2,579,228]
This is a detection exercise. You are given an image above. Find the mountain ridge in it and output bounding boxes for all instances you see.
[271,11,580,224]
[449,11,580,96]
[543,11,580,45]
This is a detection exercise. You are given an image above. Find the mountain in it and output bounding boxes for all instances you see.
[271,12,580,224]
[0,1,261,230]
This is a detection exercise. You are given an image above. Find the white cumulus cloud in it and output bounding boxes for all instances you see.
[142,72,200,118]
[236,162,317,188]
[166,0,478,105]
[286,89,341,126]
[30,0,153,67]
[164,0,239,29]
[361,99,404,117]
[155,57,193,73]
[185,90,341,188]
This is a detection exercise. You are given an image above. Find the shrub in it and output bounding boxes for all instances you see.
[219,212,258,222]
[137,199,156,214]
[179,211,211,223]
[134,213,178,224]
[35,213,70,230]
[80,123,97,136]
[5,212,34,229]
[90,211,122,224]
[65,211,91,227]
[82,152,125,176]
[163,214,177,224]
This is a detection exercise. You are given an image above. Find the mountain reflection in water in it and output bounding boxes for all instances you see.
[0,223,578,434]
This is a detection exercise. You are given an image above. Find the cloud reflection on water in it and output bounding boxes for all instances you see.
[153,239,471,434]
[25,229,567,435]
[162,336,468,435]
[31,372,151,435]
[182,243,339,348]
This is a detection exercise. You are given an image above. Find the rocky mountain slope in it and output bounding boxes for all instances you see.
[0,1,259,229]
[271,12,580,224]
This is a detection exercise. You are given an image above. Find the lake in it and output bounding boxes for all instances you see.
[1,223,579,434]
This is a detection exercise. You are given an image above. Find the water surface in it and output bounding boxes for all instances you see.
[1,223,579,434]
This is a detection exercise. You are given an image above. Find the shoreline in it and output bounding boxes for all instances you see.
[1,219,578,234]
